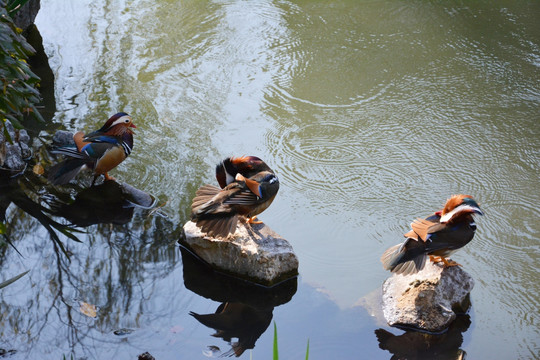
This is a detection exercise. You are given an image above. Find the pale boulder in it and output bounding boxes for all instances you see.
[181,220,298,286]
[381,261,474,333]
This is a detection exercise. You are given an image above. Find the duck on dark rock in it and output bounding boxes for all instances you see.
[191,156,279,238]
[48,112,136,185]
[381,195,483,275]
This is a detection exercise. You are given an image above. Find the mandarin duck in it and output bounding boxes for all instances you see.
[381,195,483,275]
[48,112,136,185]
[191,156,279,238]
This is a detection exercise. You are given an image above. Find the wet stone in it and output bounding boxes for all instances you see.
[181,220,299,286]
[381,261,474,333]
[19,141,32,159]
[52,130,75,145]
[18,129,31,144]
[0,120,31,174]
[120,182,156,208]
[4,143,25,172]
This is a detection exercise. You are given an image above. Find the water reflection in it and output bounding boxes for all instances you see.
[0,161,180,359]
[190,303,272,357]
[180,246,297,357]
[375,315,471,360]
[0,171,81,251]
[20,0,540,357]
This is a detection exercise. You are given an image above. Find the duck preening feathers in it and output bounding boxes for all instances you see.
[381,194,483,275]
[48,112,136,185]
[191,156,279,238]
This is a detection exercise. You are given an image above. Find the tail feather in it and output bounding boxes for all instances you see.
[381,239,427,275]
[48,159,86,185]
[51,146,88,159]
[191,184,239,237]
[381,243,402,270]
[191,184,221,212]
[195,215,238,238]
[391,255,426,275]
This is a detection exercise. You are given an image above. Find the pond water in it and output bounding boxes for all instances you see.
[1,0,539,359]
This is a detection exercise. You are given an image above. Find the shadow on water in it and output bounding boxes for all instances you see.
[180,246,297,357]
[375,314,471,360]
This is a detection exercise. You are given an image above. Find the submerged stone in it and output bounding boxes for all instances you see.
[381,261,474,333]
[181,220,298,286]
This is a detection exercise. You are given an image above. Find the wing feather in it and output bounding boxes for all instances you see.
[223,189,259,206]
[409,218,438,242]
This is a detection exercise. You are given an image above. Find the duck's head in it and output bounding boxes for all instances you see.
[440,194,483,223]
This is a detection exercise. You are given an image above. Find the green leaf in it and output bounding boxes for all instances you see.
[7,114,22,129]
[0,270,29,289]
[7,1,32,16]
[2,122,13,143]
[305,339,310,360]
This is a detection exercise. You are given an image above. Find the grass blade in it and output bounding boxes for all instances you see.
[273,321,279,360]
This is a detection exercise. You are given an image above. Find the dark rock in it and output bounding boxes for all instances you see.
[181,220,298,286]
[11,0,40,32]
[381,261,474,333]
[120,182,156,208]
[25,23,57,124]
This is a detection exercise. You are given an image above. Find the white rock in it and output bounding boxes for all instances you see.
[181,220,298,286]
[381,261,474,333]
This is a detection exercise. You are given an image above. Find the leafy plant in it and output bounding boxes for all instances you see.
[0,0,43,142]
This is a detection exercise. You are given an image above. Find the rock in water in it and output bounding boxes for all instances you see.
[181,221,298,286]
[381,261,474,333]
[0,120,30,175]
[52,130,76,146]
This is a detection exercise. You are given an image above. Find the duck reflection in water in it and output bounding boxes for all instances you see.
[375,314,471,360]
[179,246,297,357]
[45,181,155,227]
[190,302,273,357]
